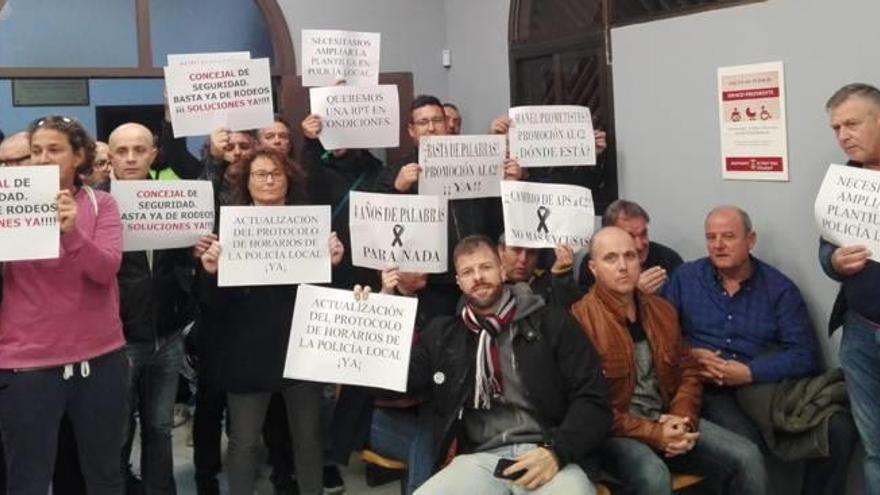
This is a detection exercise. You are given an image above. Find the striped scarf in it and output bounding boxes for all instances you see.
[461,289,517,410]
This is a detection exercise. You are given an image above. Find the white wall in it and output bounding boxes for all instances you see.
[611,0,880,364]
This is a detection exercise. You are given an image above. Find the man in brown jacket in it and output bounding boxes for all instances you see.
[570,227,766,495]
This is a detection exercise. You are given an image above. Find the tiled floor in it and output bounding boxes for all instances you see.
[131,413,400,495]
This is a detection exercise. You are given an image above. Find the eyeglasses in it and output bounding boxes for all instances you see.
[412,117,446,128]
[250,170,285,182]
[32,116,74,128]
[225,142,253,152]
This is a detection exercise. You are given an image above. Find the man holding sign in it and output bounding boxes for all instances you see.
[407,236,610,495]
[821,83,880,493]
[108,123,206,492]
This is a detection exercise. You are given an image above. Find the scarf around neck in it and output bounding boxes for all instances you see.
[461,288,517,410]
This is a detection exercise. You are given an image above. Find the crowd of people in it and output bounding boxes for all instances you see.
[0,81,877,495]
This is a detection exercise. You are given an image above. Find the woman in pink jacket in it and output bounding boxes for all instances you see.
[0,116,128,494]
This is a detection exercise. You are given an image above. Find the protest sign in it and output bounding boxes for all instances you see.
[165,57,274,137]
[283,284,417,392]
[112,180,214,251]
[167,51,250,66]
[301,29,381,87]
[718,61,789,181]
[501,181,594,249]
[309,85,399,149]
[815,164,880,262]
[349,191,447,273]
[508,105,595,167]
[418,135,506,200]
[0,165,59,262]
[218,205,331,287]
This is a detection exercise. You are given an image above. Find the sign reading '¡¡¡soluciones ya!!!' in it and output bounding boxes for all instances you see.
[217,205,332,287]
[508,105,596,167]
[349,191,447,273]
[112,180,214,252]
[0,165,60,262]
[284,284,417,392]
[501,181,595,249]
[815,164,880,262]
[164,55,274,138]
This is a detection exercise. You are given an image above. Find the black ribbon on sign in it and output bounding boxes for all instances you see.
[536,206,550,234]
[391,224,404,247]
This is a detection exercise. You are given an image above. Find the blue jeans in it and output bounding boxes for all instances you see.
[601,419,766,495]
[122,333,184,494]
[415,443,595,495]
[369,405,434,494]
[840,313,880,495]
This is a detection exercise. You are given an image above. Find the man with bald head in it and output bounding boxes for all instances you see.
[110,122,193,492]
[0,131,31,166]
[663,206,857,494]
[570,227,764,494]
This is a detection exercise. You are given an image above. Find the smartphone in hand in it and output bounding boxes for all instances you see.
[493,458,527,480]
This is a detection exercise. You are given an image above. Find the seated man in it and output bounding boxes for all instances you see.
[663,205,858,495]
[571,227,765,494]
[405,235,610,495]
[577,199,683,294]
[497,234,582,308]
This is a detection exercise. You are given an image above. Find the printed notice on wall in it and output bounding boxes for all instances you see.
[112,180,214,251]
[218,205,331,287]
[165,57,274,138]
[418,135,506,200]
[508,105,595,167]
[0,165,59,262]
[349,191,447,273]
[301,29,381,87]
[815,164,880,262]
[309,85,399,149]
[718,61,789,181]
[283,284,417,392]
[501,181,595,249]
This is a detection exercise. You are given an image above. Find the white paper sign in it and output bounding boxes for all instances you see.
[301,29,381,87]
[112,180,214,251]
[350,191,447,273]
[0,165,59,262]
[508,105,596,167]
[717,61,789,181]
[218,205,332,287]
[283,284,417,392]
[418,135,506,199]
[815,164,880,262]
[167,51,251,66]
[501,181,594,249]
[309,85,399,149]
[165,58,274,138]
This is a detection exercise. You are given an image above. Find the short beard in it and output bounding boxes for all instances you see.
[465,283,503,312]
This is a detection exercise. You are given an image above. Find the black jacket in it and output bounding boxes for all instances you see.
[408,287,611,476]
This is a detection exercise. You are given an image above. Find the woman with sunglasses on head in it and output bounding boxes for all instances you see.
[199,148,344,495]
[0,116,128,494]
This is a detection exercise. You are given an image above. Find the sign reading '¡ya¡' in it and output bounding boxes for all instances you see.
[164,56,274,138]
[309,85,400,150]
[349,191,447,273]
[501,181,595,249]
[217,205,332,287]
[283,284,417,392]
[418,135,507,200]
[815,164,880,263]
[0,165,59,262]
[301,29,381,87]
[508,105,596,167]
[112,180,214,252]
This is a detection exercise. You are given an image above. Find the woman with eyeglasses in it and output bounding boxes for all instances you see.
[198,149,344,495]
[0,116,128,494]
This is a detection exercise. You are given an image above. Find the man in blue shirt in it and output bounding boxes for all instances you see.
[663,205,857,495]
[821,83,880,494]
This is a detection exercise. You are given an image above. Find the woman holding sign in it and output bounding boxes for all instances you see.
[0,115,128,493]
[199,149,344,495]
